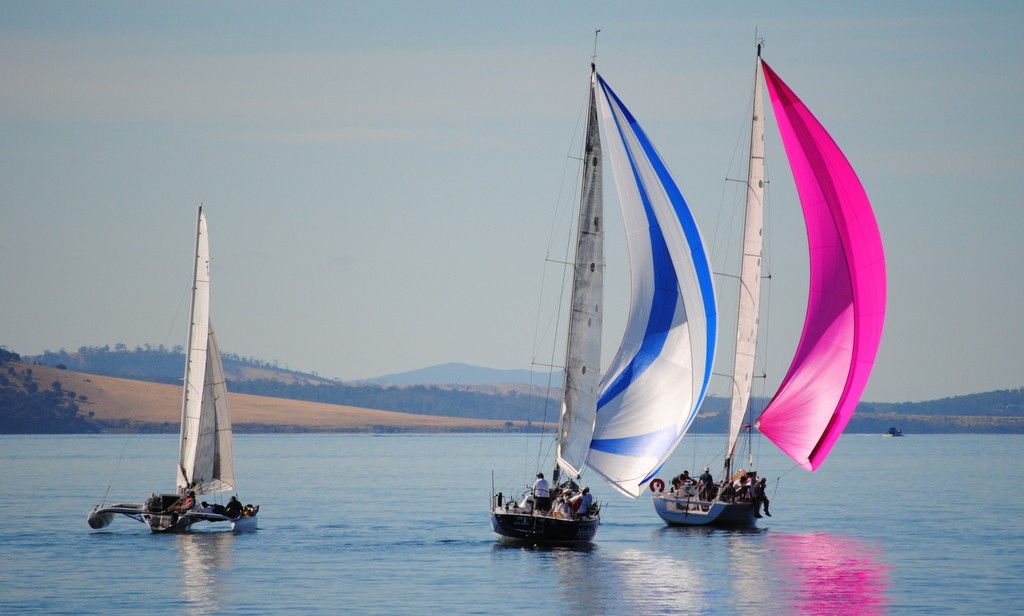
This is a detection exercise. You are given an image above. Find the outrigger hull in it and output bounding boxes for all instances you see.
[88,505,199,533]
[652,494,758,527]
[490,509,599,544]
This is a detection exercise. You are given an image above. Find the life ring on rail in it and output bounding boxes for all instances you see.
[649,478,666,493]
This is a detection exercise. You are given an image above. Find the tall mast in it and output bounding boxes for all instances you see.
[725,43,766,479]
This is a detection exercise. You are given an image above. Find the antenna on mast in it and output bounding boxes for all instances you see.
[591,28,601,69]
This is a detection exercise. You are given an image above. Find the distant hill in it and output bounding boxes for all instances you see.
[0,359,525,434]
[12,344,1024,434]
[362,362,558,386]
[27,345,333,386]
[21,347,559,423]
[0,349,99,433]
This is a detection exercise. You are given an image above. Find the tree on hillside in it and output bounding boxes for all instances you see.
[0,366,98,434]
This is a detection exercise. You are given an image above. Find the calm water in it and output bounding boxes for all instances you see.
[1,433,1020,615]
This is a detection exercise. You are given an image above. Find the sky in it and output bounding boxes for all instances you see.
[2,1,1021,404]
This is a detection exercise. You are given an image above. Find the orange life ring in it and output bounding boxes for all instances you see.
[650,478,666,493]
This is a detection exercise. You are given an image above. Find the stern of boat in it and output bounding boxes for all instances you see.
[652,493,757,527]
[491,506,599,544]
[231,514,258,533]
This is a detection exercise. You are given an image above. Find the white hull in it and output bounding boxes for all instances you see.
[652,493,757,527]
[231,514,258,532]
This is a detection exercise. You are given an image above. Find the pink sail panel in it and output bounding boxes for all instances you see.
[754,61,886,471]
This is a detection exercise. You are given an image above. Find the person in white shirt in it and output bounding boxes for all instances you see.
[552,496,572,519]
[571,487,593,516]
[532,472,551,513]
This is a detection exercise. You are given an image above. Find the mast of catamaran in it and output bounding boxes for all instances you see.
[724,42,766,481]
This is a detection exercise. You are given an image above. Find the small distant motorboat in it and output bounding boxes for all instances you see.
[884,427,904,437]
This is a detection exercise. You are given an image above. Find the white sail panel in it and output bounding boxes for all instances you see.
[176,207,234,495]
[193,324,234,494]
[587,75,717,498]
[177,209,211,492]
[726,60,766,466]
[556,73,605,478]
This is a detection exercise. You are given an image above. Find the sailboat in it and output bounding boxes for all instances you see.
[651,43,887,526]
[87,206,258,533]
[490,60,717,543]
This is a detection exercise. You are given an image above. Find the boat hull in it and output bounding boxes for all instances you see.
[142,512,197,533]
[88,493,254,533]
[490,509,599,544]
[652,494,758,527]
[231,514,258,532]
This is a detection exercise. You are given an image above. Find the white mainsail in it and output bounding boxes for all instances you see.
[725,58,766,469]
[556,70,605,479]
[176,207,235,495]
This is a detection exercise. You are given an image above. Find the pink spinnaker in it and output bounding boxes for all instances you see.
[753,61,887,471]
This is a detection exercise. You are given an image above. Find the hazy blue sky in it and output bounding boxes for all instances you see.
[2,1,1021,403]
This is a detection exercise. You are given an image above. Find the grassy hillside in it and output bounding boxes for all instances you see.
[1,361,529,434]
[12,346,1024,434]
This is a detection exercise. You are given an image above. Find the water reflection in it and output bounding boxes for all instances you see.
[490,541,596,554]
[176,532,235,613]
[489,527,889,613]
[597,547,706,613]
[490,533,708,613]
[766,532,891,615]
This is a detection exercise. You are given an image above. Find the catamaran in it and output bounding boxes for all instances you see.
[87,206,258,533]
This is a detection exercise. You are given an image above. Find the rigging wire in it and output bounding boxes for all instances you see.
[523,71,592,483]
[96,266,192,507]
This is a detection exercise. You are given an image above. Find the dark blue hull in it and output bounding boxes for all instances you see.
[490,510,599,544]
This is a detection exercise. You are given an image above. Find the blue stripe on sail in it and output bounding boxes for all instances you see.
[642,462,668,486]
[597,281,678,405]
[595,79,678,409]
[591,424,680,457]
[597,76,717,408]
